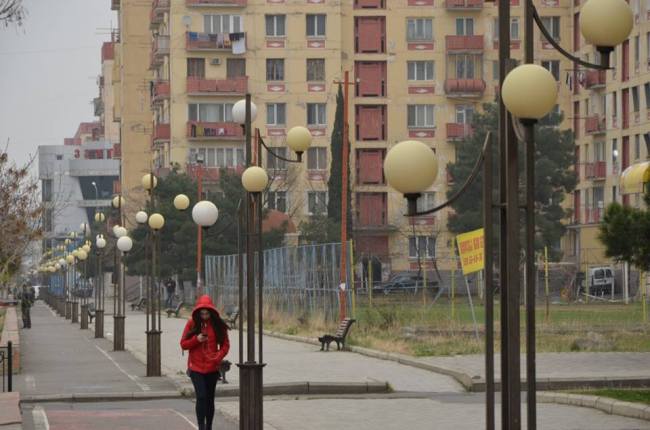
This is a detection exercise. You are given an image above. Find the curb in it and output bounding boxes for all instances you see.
[538,392,650,421]
[20,390,183,404]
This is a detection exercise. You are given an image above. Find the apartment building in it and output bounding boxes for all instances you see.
[142,0,582,279]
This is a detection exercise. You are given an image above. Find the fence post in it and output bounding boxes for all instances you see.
[7,341,12,392]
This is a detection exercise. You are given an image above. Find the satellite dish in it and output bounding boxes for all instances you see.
[182,15,192,28]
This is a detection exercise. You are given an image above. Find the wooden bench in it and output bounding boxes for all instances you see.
[87,304,96,324]
[130,297,146,311]
[166,301,184,318]
[223,306,239,328]
[318,318,356,351]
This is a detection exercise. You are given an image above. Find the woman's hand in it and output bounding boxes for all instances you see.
[197,333,208,343]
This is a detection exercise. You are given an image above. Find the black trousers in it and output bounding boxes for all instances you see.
[190,370,219,430]
[22,307,31,328]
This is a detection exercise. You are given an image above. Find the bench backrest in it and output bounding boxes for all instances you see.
[334,318,355,338]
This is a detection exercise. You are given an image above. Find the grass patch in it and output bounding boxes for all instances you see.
[262,300,650,357]
[569,389,650,405]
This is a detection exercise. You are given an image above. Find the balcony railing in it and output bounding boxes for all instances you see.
[446,35,484,51]
[445,0,484,8]
[112,143,121,159]
[186,0,247,6]
[585,161,606,180]
[187,121,243,139]
[187,77,247,95]
[152,81,170,101]
[585,115,606,134]
[153,123,171,142]
[446,123,473,140]
[444,78,486,96]
[186,32,243,51]
[150,0,169,27]
[585,70,606,89]
[585,207,603,224]
[186,164,244,181]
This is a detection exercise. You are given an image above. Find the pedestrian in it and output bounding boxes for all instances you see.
[165,277,176,308]
[20,283,34,329]
[180,295,230,430]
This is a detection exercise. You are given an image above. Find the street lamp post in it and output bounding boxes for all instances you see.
[95,234,107,338]
[113,224,128,351]
[232,96,311,430]
[71,246,80,324]
[78,245,89,329]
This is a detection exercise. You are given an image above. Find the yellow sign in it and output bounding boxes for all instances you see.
[456,228,485,275]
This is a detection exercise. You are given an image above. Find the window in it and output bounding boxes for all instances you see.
[307,191,327,215]
[632,86,640,112]
[56,154,63,160]
[306,14,326,37]
[265,15,285,37]
[226,58,246,78]
[645,83,650,109]
[42,179,53,202]
[407,61,434,81]
[266,103,286,126]
[541,60,560,81]
[204,14,242,33]
[409,236,436,258]
[266,59,285,81]
[415,192,436,212]
[540,16,560,41]
[188,103,234,122]
[612,138,618,169]
[456,105,474,124]
[634,35,640,67]
[493,18,520,40]
[455,18,474,36]
[267,191,287,213]
[307,147,327,170]
[307,103,326,126]
[189,147,244,168]
[307,59,325,81]
[187,58,206,78]
[594,141,605,161]
[44,208,53,232]
[267,147,288,170]
[408,105,435,128]
[635,134,641,159]
[407,18,433,42]
[450,54,481,79]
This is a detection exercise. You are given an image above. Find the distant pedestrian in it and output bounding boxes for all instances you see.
[180,295,230,430]
[20,283,34,329]
[165,277,176,308]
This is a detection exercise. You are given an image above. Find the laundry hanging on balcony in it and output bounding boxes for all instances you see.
[187,31,246,54]
[230,32,246,54]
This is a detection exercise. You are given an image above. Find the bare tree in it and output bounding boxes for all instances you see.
[0,0,26,27]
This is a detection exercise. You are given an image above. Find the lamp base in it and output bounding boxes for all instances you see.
[596,46,614,69]
[80,304,88,329]
[146,330,162,377]
[71,302,79,323]
[65,301,72,319]
[113,315,125,351]
[237,362,266,430]
[94,309,104,338]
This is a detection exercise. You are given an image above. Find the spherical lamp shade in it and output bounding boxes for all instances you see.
[66,255,75,265]
[80,223,90,235]
[58,258,66,267]
[174,194,191,211]
[55,263,61,270]
[232,99,257,124]
[115,226,128,238]
[286,126,312,154]
[502,64,558,120]
[112,195,125,209]
[135,211,148,224]
[72,249,80,258]
[241,166,269,193]
[96,235,107,249]
[94,212,106,223]
[148,213,165,230]
[64,239,71,245]
[117,236,133,253]
[141,173,158,191]
[82,244,91,254]
[580,0,633,49]
[112,225,121,236]
[384,141,438,195]
[48,266,56,273]
[77,250,88,261]
[192,200,219,227]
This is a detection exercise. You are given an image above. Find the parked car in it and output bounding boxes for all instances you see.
[374,272,438,296]
[586,266,615,296]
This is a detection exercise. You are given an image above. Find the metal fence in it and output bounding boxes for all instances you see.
[205,242,346,321]
[0,341,13,392]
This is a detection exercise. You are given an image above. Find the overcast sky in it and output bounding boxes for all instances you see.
[0,0,115,169]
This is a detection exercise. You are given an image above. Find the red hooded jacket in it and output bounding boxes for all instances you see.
[180,295,230,374]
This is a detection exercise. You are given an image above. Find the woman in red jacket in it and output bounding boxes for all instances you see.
[180,295,230,430]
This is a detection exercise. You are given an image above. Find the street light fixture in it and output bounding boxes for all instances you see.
[94,212,106,223]
[112,195,125,210]
[95,233,107,338]
[148,213,165,230]
[501,64,558,122]
[191,201,219,227]
[579,0,634,63]
[117,236,133,253]
[241,167,269,194]
[135,211,149,224]
[174,194,190,211]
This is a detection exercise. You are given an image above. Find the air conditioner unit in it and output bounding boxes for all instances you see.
[210,58,221,65]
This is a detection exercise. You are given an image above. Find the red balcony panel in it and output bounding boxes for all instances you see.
[153,123,170,141]
[585,70,606,89]
[446,35,483,51]
[112,143,121,159]
[186,32,240,50]
[101,42,115,62]
[355,17,386,53]
[153,81,170,100]
[354,0,385,7]
[355,235,389,259]
[355,62,386,97]
[356,105,387,141]
[186,164,244,181]
[186,0,247,5]
[584,115,606,134]
[186,77,248,94]
[585,207,603,223]
[445,0,483,7]
[444,78,486,95]
[584,161,606,179]
[356,193,388,226]
[446,123,473,140]
[187,121,243,139]
[356,149,385,185]
[622,88,630,129]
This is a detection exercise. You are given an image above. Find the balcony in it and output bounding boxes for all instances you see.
[187,77,247,95]
[585,115,606,134]
[584,207,603,224]
[68,159,119,177]
[187,122,243,140]
[112,143,121,159]
[446,35,484,51]
[445,0,484,9]
[186,32,244,51]
[153,123,171,142]
[444,78,486,97]
[111,0,120,10]
[93,97,104,117]
[149,0,169,28]
[446,123,473,140]
[152,81,170,102]
[186,164,244,181]
[585,161,607,180]
[151,35,170,66]
[186,0,247,6]
[585,70,606,89]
